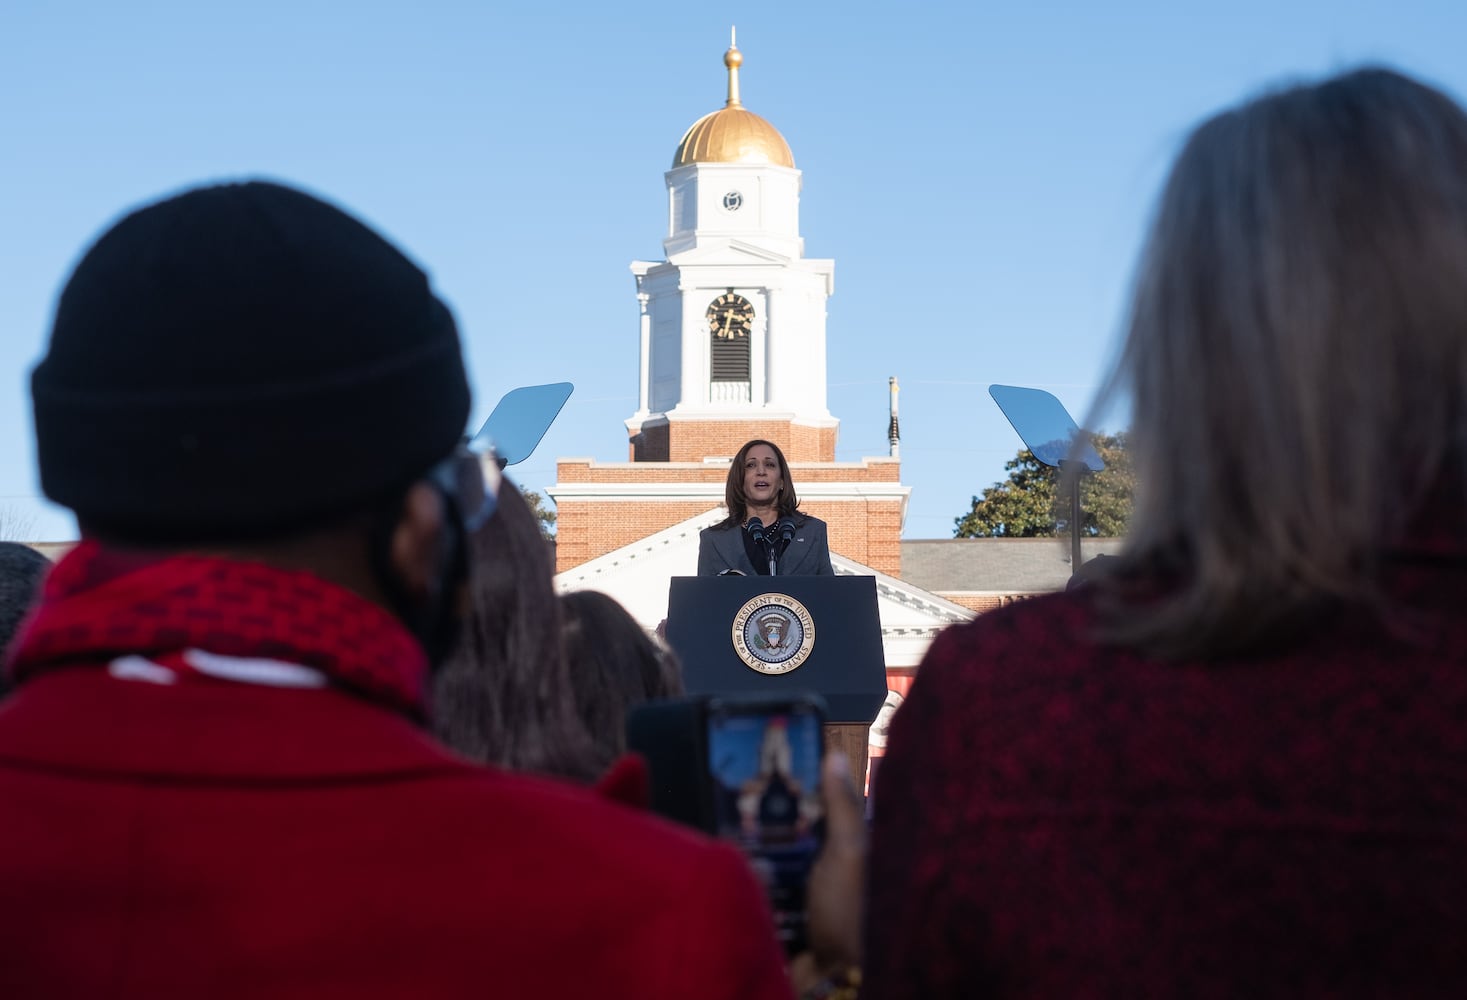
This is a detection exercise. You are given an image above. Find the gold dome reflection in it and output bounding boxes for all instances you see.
[672,38,795,169]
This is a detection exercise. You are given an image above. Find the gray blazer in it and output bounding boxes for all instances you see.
[697,515,834,577]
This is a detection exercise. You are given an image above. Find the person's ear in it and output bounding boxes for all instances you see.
[388,481,449,605]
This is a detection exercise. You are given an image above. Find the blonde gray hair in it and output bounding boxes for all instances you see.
[1094,67,1467,656]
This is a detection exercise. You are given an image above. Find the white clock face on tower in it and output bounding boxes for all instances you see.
[722,190,743,211]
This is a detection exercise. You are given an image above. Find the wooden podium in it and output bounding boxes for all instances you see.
[664,576,887,786]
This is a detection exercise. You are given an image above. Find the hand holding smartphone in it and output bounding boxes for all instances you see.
[705,695,825,954]
[627,693,827,955]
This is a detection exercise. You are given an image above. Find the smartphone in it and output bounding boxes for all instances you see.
[704,694,826,955]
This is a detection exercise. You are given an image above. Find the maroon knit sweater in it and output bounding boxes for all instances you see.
[867,548,1467,998]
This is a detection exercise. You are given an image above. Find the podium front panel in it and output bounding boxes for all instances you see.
[664,576,886,724]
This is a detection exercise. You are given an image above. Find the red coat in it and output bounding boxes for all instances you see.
[868,549,1467,998]
[0,545,790,999]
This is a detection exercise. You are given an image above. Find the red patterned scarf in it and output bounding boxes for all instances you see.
[8,540,429,721]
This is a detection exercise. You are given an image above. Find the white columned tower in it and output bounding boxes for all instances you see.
[550,32,910,583]
[627,34,837,463]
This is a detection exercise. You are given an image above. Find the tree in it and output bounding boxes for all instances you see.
[954,432,1135,538]
[520,487,556,538]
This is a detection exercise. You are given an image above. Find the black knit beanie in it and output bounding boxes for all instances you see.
[32,181,471,542]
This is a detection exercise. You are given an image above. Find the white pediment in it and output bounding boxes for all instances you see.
[666,240,793,266]
[554,512,975,669]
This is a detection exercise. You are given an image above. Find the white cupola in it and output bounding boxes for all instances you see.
[628,32,836,462]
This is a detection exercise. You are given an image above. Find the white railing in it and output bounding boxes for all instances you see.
[710,381,751,403]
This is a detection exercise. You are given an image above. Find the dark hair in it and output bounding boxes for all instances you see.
[1091,67,1467,657]
[718,439,800,529]
[0,543,50,698]
[560,590,683,772]
[432,481,601,783]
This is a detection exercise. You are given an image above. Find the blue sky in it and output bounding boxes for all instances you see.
[4,1,1465,541]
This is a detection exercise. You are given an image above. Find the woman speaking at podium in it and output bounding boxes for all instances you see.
[697,440,834,577]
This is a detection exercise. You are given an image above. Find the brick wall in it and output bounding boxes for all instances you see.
[629,421,670,461]
[553,499,720,572]
[553,455,905,576]
[936,593,1030,614]
[663,420,835,463]
[621,416,836,464]
[789,424,838,463]
[801,498,903,577]
[557,460,726,484]
[793,461,902,483]
[555,457,900,485]
[555,495,904,577]
[625,414,852,465]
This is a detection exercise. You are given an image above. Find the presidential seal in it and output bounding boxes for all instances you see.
[732,593,816,675]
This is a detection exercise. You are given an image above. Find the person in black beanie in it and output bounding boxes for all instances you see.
[32,180,470,542]
[0,181,795,1000]
[0,541,49,698]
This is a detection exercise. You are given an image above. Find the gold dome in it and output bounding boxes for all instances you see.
[672,38,794,169]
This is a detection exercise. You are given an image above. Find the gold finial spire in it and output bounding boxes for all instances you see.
[724,28,743,108]
[671,29,794,169]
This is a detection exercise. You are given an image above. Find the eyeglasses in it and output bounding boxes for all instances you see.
[427,443,503,533]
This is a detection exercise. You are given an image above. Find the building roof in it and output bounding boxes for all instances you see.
[900,537,1127,595]
[673,40,794,169]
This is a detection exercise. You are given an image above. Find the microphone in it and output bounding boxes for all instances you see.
[745,516,768,547]
[777,517,796,546]
[769,517,798,577]
[747,516,776,576]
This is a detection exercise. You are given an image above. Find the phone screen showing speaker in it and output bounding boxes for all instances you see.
[705,700,824,954]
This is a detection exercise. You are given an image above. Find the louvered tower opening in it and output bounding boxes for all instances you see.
[710,330,750,382]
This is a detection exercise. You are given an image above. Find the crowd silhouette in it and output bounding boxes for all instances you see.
[5,64,1467,999]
